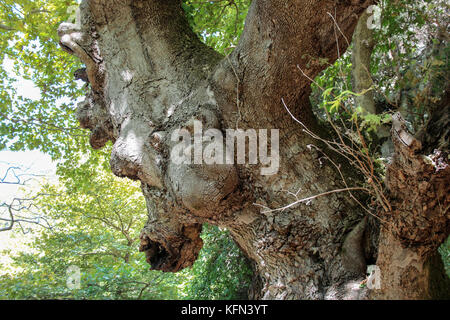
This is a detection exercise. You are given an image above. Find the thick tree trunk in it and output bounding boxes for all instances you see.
[351,13,450,299]
[374,230,450,299]
[58,0,449,299]
[372,109,450,299]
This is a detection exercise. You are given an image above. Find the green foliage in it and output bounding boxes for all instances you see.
[183,224,253,300]
[370,0,449,130]
[0,166,178,300]
[182,0,251,54]
[438,236,450,278]
[310,52,353,117]
[0,0,87,160]
[312,0,449,131]
[359,112,392,133]
[308,0,450,273]
[0,163,252,299]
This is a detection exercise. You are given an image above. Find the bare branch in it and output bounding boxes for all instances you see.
[254,187,369,214]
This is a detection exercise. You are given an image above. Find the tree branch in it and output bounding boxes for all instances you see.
[222,0,372,129]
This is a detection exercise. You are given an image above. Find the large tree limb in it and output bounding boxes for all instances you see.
[214,0,372,130]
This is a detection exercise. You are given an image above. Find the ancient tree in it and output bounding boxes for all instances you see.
[57,0,449,299]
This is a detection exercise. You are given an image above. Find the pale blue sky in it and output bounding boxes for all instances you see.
[0,60,58,257]
[0,58,57,202]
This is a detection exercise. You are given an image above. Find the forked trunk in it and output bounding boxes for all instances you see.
[57,0,449,299]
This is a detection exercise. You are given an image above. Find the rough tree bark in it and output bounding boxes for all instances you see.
[352,9,375,115]
[372,100,450,299]
[351,11,450,299]
[57,0,449,299]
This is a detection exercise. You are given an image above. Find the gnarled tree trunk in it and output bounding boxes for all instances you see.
[372,105,450,299]
[57,0,449,299]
